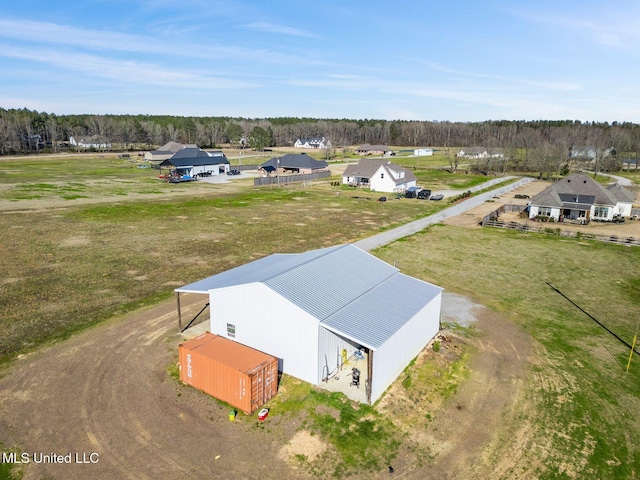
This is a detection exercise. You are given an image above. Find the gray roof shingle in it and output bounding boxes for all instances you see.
[530,173,631,208]
[260,153,328,170]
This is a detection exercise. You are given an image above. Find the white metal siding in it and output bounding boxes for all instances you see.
[371,293,441,403]
[317,327,360,383]
[209,283,319,385]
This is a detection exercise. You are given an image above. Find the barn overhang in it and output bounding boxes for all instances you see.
[319,324,378,352]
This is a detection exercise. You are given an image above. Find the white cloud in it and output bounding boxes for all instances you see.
[244,22,319,38]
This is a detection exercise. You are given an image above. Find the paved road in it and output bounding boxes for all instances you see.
[354,176,534,251]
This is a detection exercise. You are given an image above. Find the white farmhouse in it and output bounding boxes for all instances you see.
[294,137,332,149]
[175,244,442,405]
[456,147,504,159]
[343,159,417,193]
[69,135,111,150]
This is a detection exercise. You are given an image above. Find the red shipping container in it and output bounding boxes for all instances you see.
[179,332,279,414]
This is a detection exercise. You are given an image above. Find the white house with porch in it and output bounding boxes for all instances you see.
[528,173,634,223]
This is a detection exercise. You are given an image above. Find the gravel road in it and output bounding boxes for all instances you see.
[354,176,534,251]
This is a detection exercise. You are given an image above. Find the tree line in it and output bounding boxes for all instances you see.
[2,108,640,175]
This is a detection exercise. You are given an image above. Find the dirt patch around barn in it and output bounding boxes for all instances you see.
[279,430,329,464]
[0,289,535,479]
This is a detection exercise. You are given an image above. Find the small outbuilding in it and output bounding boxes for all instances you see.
[414,148,434,157]
[175,244,442,405]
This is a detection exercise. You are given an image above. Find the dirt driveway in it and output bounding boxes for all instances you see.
[0,287,532,479]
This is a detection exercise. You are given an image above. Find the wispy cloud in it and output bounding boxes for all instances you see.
[244,22,319,38]
[504,6,640,49]
[0,17,325,67]
[0,17,165,54]
[0,45,256,89]
[422,61,580,91]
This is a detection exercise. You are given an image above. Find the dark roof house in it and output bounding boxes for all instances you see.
[160,148,230,177]
[260,153,328,173]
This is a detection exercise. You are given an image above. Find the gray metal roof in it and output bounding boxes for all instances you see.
[263,245,398,320]
[176,244,442,349]
[175,246,336,293]
[320,272,442,350]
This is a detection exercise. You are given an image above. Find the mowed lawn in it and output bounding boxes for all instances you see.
[0,155,463,363]
[375,225,640,478]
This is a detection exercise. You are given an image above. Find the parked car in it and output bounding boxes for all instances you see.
[405,186,421,198]
[227,169,241,175]
[430,193,444,201]
[417,189,431,200]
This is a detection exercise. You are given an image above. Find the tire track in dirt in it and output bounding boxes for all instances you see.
[0,295,309,480]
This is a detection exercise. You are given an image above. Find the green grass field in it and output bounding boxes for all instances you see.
[1,155,477,363]
[376,225,640,478]
[1,153,639,477]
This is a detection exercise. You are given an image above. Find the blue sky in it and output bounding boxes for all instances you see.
[1,1,639,122]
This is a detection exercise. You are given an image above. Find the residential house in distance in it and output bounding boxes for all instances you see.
[528,173,634,223]
[160,147,230,176]
[456,147,504,159]
[569,146,597,160]
[343,159,417,193]
[174,244,443,405]
[355,144,394,156]
[69,135,111,150]
[568,146,614,165]
[144,141,197,161]
[259,153,328,175]
[294,137,332,149]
